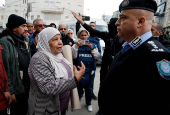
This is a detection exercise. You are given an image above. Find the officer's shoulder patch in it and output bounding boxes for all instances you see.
[156,59,170,80]
[144,39,165,52]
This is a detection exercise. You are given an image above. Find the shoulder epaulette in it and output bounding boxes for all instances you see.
[144,37,168,53]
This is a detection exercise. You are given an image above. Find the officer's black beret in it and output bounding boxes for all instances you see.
[119,0,157,13]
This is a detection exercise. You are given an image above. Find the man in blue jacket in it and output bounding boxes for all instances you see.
[28,18,45,56]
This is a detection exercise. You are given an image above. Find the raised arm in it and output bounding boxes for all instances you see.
[72,11,109,41]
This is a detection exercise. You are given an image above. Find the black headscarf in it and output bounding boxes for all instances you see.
[108,18,118,38]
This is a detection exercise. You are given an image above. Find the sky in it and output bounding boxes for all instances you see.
[0,0,122,19]
[84,0,122,19]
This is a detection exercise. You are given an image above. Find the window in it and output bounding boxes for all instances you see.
[37,15,40,18]
[165,12,168,23]
[56,2,61,7]
[31,15,34,20]
[44,13,61,21]
[32,2,35,8]
[25,0,26,4]
[67,3,70,8]
[65,16,69,19]
[15,5,18,9]
[157,2,166,14]
[7,6,11,10]
[44,1,49,6]
[78,5,82,10]
[23,0,24,4]
[50,2,55,6]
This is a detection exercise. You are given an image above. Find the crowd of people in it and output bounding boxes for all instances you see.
[1,0,170,115]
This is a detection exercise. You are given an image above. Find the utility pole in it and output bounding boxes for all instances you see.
[26,2,32,20]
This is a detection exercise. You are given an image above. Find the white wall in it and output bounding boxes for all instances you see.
[0,0,84,28]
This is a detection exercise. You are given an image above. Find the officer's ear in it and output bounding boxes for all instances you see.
[137,16,145,28]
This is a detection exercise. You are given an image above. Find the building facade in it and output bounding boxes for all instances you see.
[154,0,170,30]
[0,0,84,31]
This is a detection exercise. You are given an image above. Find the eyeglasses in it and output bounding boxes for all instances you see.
[68,33,73,34]
[36,24,46,28]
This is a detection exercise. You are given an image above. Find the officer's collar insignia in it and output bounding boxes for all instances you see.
[131,36,142,47]
[156,59,170,80]
[122,0,129,7]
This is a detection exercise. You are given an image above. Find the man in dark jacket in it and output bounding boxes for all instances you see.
[98,0,170,114]
[58,24,74,46]
[0,14,31,115]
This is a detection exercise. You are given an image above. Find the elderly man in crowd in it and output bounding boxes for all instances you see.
[28,18,45,56]
[26,20,34,35]
[58,24,74,46]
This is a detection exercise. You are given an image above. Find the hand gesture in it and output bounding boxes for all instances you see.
[4,91,12,104]
[87,42,93,50]
[73,61,86,81]
[76,39,84,47]
[71,11,85,25]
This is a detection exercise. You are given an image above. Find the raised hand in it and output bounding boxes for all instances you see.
[71,11,85,25]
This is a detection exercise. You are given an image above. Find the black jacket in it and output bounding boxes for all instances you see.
[0,29,31,94]
[62,34,74,46]
[98,37,170,115]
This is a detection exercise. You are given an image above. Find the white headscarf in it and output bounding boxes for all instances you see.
[36,27,72,79]
[67,29,74,39]
[77,27,89,38]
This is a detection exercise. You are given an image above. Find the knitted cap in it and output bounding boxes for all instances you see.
[7,14,26,29]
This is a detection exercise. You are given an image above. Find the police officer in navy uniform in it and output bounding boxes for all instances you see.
[97,0,170,115]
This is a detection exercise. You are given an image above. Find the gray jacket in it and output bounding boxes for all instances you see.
[28,52,78,115]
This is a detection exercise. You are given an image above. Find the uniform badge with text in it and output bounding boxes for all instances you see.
[156,59,170,80]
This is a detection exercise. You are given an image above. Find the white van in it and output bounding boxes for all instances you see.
[58,18,108,64]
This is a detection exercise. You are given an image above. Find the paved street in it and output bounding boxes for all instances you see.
[67,65,101,115]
